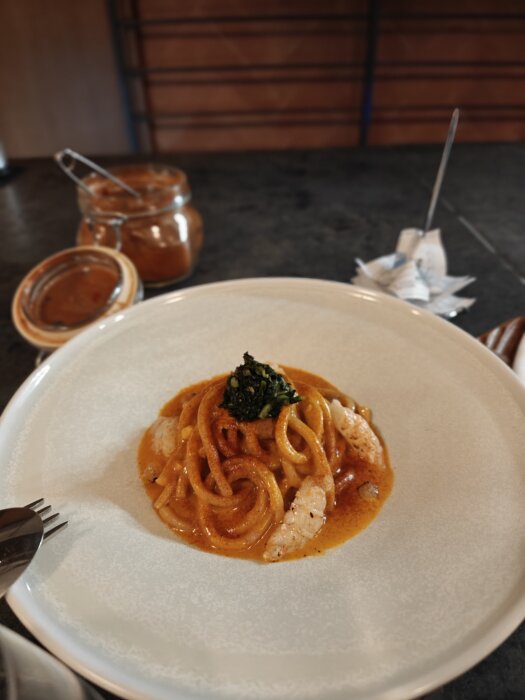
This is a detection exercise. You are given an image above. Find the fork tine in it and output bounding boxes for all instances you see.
[42,512,60,526]
[22,500,67,541]
[25,498,44,509]
[43,520,68,540]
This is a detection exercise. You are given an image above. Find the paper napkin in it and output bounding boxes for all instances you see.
[352,228,476,317]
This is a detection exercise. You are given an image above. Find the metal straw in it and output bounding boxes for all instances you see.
[423,108,460,233]
[54,148,140,198]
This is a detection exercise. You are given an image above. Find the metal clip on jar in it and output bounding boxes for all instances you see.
[72,161,203,287]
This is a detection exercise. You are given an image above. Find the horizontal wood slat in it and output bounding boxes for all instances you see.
[136,0,367,21]
[142,34,366,69]
[379,0,525,16]
[369,120,525,144]
[374,78,525,107]
[377,33,525,63]
[147,81,362,113]
[155,124,360,151]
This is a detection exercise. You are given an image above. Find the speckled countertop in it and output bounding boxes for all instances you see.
[0,144,523,699]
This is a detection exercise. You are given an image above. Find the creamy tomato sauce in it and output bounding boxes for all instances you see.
[138,368,393,562]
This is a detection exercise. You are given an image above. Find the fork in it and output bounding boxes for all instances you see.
[25,498,68,540]
[0,499,68,598]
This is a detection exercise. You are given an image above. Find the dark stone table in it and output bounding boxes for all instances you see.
[1,144,523,699]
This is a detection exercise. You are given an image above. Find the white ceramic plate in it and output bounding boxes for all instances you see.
[2,278,524,700]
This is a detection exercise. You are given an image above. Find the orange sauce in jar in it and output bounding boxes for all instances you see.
[12,246,142,352]
[34,262,120,327]
[77,165,203,287]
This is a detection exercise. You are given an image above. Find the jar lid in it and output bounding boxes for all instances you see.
[12,246,143,351]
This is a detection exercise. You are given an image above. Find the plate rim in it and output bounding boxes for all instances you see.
[3,277,525,415]
[2,276,525,700]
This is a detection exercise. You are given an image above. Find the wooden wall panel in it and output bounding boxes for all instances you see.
[120,0,367,151]
[0,0,129,157]
[115,0,525,151]
[371,2,525,144]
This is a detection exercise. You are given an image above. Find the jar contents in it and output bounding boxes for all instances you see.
[30,261,120,327]
[13,246,142,352]
[23,250,122,329]
[76,164,203,287]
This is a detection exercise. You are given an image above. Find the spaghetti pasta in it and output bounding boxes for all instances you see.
[138,359,393,562]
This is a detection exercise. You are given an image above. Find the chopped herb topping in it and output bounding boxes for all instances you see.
[221,352,302,421]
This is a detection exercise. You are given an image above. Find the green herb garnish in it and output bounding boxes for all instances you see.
[221,352,302,421]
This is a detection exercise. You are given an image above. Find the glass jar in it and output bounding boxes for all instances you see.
[76,164,203,287]
[12,246,142,352]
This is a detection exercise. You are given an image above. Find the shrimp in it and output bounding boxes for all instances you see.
[329,399,384,468]
[263,475,332,562]
[150,416,179,459]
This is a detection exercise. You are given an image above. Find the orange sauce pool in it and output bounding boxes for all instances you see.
[33,263,119,326]
[138,368,394,562]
